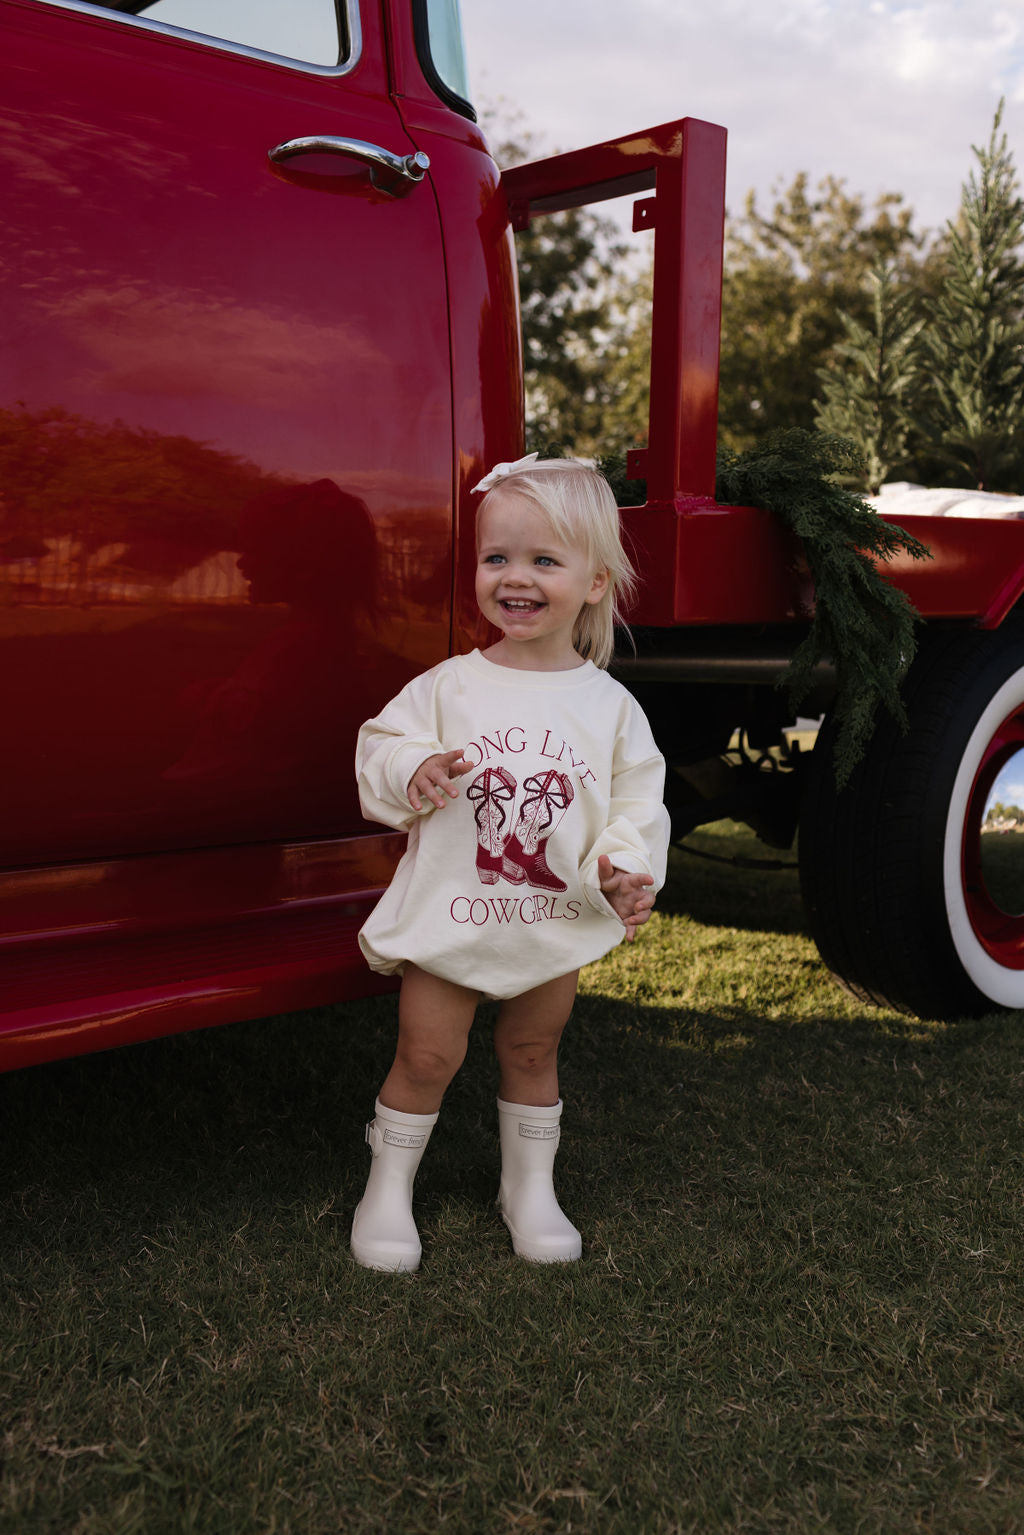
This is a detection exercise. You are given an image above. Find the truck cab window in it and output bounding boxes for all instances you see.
[54,0,349,68]
[416,0,474,118]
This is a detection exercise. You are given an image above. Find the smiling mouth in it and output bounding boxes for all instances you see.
[500,599,543,612]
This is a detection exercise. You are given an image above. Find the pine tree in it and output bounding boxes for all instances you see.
[716,175,921,453]
[815,262,925,493]
[919,101,1024,491]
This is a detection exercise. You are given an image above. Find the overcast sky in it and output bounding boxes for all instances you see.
[462,0,1024,241]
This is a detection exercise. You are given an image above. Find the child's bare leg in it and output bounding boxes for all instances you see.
[492,969,579,1106]
[352,965,479,1272]
[378,963,480,1115]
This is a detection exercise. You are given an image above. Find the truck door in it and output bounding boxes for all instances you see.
[0,0,453,866]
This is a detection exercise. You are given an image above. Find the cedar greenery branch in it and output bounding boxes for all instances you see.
[602,431,932,791]
[715,431,930,788]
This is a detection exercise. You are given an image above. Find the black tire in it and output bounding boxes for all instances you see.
[799,621,1024,1020]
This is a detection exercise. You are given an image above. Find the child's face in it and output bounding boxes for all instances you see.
[475,489,608,666]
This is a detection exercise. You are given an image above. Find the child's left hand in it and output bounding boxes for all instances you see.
[597,854,656,943]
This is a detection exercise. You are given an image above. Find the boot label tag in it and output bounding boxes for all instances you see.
[382,1128,426,1148]
[519,1123,559,1140]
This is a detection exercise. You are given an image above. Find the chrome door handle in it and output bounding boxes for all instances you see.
[268,136,430,196]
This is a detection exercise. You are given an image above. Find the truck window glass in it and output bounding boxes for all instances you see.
[416,0,474,117]
[43,0,349,69]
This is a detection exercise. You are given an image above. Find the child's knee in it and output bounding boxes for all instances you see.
[397,1038,467,1089]
[499,1037,558,1076]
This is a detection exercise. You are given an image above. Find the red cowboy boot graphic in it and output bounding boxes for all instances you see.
[466,765,518,884]
[502,770,574,891]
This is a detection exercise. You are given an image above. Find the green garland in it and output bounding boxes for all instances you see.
[602,430,932,789]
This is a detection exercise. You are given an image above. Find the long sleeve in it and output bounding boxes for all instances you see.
[578,700,671,915]
[355,670,447,832]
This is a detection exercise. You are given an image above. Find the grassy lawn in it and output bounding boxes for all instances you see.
[3,824,1024,1533]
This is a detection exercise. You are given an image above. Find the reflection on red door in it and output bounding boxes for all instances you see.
[0,1,453,866]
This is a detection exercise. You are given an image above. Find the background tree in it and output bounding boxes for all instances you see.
[915,102,1024,491]
[484,109,628,455]
[815,262,925,493]
[985,801,1024,825]
[484,110,927,464]
[598,264,654,457]
[718,175,922,453]
[487,100,1024,491]
[581,174,929,463]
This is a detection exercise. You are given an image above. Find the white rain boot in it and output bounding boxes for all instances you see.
[497,1097,582,1263]
[350,1098,438,1272]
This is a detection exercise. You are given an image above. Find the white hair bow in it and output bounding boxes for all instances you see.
[471,452,539,494]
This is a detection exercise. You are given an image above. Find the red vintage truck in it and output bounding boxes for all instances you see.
[5,0,1024,1070]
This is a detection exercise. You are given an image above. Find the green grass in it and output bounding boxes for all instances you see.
[4,824,1024,1533]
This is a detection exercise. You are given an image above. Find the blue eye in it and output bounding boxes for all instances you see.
[482,553,505,565]
[535,556,556,566]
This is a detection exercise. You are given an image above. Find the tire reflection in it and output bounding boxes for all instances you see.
[980,759,1024,916]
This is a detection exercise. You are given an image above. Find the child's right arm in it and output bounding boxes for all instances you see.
[355,673,468,830]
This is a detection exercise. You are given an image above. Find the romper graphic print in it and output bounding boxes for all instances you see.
[468,766,575,892]
[467,765,517,884]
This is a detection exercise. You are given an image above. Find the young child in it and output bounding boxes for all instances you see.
[351,454,671,1271]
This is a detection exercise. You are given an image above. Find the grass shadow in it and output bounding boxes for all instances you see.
[660,822,807,935]
[3,970,1019,1263]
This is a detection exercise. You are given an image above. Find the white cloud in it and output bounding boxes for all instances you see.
[991,770,1024,805]
[463,0,1024,233]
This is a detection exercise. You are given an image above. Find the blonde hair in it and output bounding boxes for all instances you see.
[477,458,636,670]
